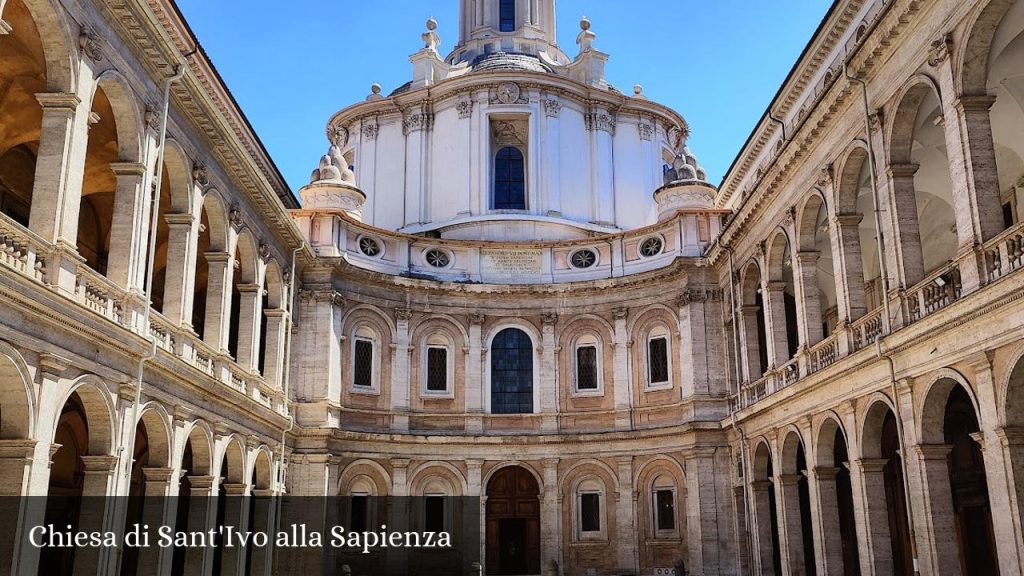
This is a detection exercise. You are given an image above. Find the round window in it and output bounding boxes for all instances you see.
[358,236,382,257]
[425,248,451,268]
[570,249,598,269]
[639,236,664,258]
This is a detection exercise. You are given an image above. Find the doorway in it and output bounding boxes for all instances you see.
[486,466,540,575]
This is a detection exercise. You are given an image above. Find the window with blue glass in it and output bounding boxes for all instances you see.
[490,328,534,414]
[494,146,526,209]
[499,0,516,32]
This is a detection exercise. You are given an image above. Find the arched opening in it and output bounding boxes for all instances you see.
[780,433,816,576]
[78,86,121,276]
[766,232,799,363]
[1005,354,1024,547]
[880,409,913,575]
[145,150,190,314]
[962,0,1024,233]
[493,146,525,210]
[797,195,838,340]
[171,438,193,576]
[889,83,959,285]
[490,328,534,414]
[752,442,782,576]
[171,425,212,576]
[832,427,860,575]
[120,420,149,576]
[227,244,243,360]
[943,385,999,574]
[740,263,770,380]
[836,149,884,318]
[0,0,47,227]
[485,466,540,575]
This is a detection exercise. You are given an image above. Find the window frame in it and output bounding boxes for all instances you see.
[422,344,454,398]
[574,480,606,542]
[652,482,679,539]
[492,146,527,211]
[498,0,516,32]
[572,336,603,397]
[349,327,381,395]
[645,328,672,390]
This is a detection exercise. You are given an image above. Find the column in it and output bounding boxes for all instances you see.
[776,474,807,576]
[763,281,790,368]
[247,489,275,576]
[234,283,263,373]
[28,92,84,245]
[181,476,217,576]
[810,466,844,576]
[849,458,892,576]
[685,449,725,575]
[202,251,233,352]
[612,308,631,430]
[388,459,410,575]
[135,468,177,576]
[678,292,710,397]
[261,309,288,389]
[996,426,1024,573]
[750,480,777,576]
[218,482,251,576]
[589,109,616,225]
[794,252,824,347]
[466,315,484,432]
[540,459,560,569]
[539,314,557,431]
[74,455,119,576]
[614,456,638,574]
[912,444,959,576]
[832,213,867,323]
[106,162,149,290]
[391,309,412,432]
[160,213,198,327]
[884,164,926,287]
[466,459,485,569]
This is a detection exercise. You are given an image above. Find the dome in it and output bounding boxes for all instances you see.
[470,52,553,74]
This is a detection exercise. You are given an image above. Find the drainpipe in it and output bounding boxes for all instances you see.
[768,110,788,142]
[276,245,305,494]
[121,58,188,488]
[726,246,743,394]
[876,338,920,576]
[844,62,893,334]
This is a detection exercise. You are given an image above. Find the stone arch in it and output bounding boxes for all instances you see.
[559,313,615,340]
[90,70,144,164]
[796,191,829,252]
[56,375,116,455]
[961,0,1017,96]
[216,435,246,484]
[887,75,960,282]
[410,315,468,349]
[337,459,391,496]
[764,229,799,362]
[180,420,214,476]
[13,0,75,92]
[135,402,172,469]
[341,304,397,340]
[765,228,792,283]
[778,427,807,475]
[559,458,620,494]
[485,322,540,414]
[814,413,847,468]
[408,461,468,496]
[482,460,544,491]
[796,190,837,340]
[625,303,677,336]
[1001,344,1024,427]
[860,393,898,459]
[629,306,678,392]
[751,439,774,480]
[233,229,260,286]
[559,315,613,396]
[160,139,194,214]
[918,368,981,444]
[263,259,285,310]
[0,340,33,439]
[199,189,230,253]
[835,142,871,215]
[250,447,273,491]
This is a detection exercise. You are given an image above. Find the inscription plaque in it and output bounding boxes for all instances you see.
[480,250,544,283]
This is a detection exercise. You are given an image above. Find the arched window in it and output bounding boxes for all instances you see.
[575,479,605,540]
[494,147,526,210]
[490,328,534,414]
[350,325,380,393]
[646,326,671,388]
[651,474,678,536]
[573,334,602,394]
[499,0,516,32]
[423,333,454,396]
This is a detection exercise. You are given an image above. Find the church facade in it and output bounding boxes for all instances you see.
[0,0,1022,574]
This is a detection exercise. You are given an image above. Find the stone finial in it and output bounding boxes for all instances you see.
[308,145,354,186]
[422,17,442,53]
[366,83,384,101]
[577,16,596,51]
[633,84,645,98]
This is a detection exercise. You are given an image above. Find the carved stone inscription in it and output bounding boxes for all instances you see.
[480,250,544,283]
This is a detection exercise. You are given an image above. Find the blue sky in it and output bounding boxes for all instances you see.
[175,0,833,193]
